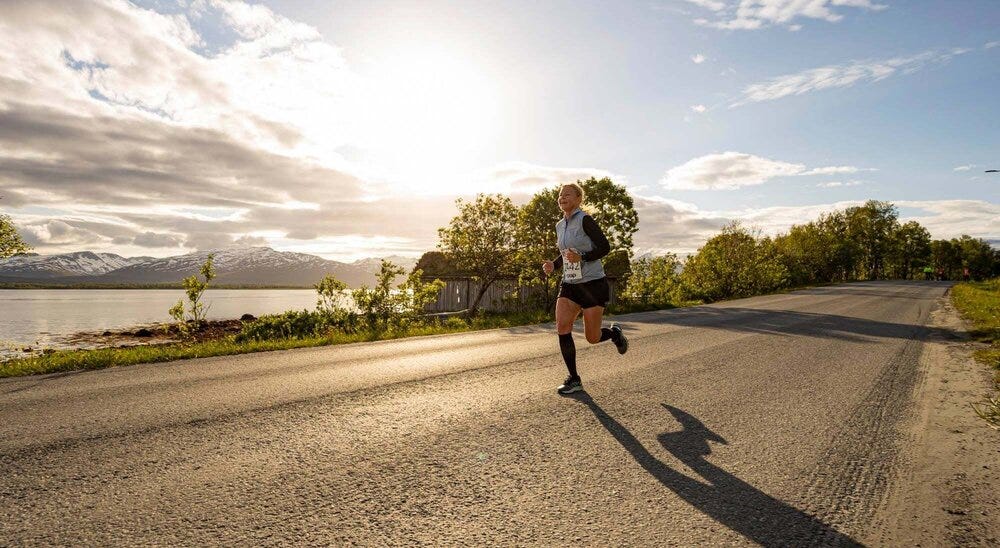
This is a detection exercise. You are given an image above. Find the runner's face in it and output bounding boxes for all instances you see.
[558,187,581,212]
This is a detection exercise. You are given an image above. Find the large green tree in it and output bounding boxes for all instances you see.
[888,221,931,279]
[844,200,899,280]
[437,194,520,315]
[0,212,30,259]
[680,223,788,302]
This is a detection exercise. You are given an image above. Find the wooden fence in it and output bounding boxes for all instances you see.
[423,276,618,313]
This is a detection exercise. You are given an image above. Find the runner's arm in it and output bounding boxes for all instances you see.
[580,215,611,262]
[551,254,563,270]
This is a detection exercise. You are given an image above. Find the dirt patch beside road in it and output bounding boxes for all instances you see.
[881,295,1000,546]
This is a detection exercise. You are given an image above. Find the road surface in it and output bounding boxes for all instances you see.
[0,281,962,545]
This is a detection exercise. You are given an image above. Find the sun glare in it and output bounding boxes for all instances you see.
[359,46,501,194]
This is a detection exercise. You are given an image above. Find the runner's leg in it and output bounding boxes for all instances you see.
[582,305,617,344]
[556,297,582,378]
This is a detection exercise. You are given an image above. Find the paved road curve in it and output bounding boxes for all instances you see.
[0,281,952,546]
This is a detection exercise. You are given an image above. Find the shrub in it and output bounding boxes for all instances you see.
[169,254,216,332]
[236,310,333,342]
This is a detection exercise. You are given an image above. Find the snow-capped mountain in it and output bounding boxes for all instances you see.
[0,251,148,279]
[351,255,419,274]
[0,247,417,287]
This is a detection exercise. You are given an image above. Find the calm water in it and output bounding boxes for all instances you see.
[0,289,320,350]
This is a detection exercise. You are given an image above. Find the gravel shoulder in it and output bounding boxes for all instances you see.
[878,293,1000,546]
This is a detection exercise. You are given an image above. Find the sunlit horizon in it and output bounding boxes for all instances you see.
[0,0,997,263]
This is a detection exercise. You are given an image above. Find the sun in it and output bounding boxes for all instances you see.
[358,45,502,194]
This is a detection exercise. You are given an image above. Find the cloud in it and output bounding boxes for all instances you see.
[732,48,972,107]
[801,166,868,176]
[474,161,624,197]
[896,200,1000,242]
[689,0,887,30]
[0,1,472,260]
[660,152,874,190]
[690,104,708,113]
[691,53,707,64]
[815,180,863,188]
[683,0,726,11]
[953,164,975,171]
[132,231,184,248]
[985,41,999,50]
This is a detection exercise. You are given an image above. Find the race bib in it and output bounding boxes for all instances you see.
[563,249,582,281]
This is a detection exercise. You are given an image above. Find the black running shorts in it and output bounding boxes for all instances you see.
[558,277,610,309]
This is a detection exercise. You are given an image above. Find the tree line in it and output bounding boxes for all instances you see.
[422,183,999,310]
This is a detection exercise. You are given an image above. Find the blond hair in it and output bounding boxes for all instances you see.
[560,182,585,203]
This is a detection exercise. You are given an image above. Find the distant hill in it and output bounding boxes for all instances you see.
[0,251,149,279]
[0,247,420,288]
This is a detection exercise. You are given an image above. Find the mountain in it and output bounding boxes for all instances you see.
[0,247,418,287]
[0,251,148,279]
[351,255,419,275]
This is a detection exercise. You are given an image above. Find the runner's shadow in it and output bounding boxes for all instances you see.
[569,392,862,547]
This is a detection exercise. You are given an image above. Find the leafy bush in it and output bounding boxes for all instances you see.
[236,310,334,342]
[620,254,681,308]
[443,316,469,330]
[352,261,444,333]
[315,274,360,332]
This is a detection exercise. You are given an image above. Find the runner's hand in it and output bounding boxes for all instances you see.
[563,249,581,263]
[542,260,554,276]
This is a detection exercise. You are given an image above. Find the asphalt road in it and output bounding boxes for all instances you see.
[0,281,953,546]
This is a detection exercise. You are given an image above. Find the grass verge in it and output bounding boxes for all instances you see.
[951,278,1000,429]
[0,310,552,379]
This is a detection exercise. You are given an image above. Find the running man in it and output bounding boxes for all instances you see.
[542,183,628,395]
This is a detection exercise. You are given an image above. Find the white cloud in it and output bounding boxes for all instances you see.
[690,104,708,113]
[475,162,625,197]
[732,48,971,107]
[683,0,726,12]
[660,152,868,190]
[985,41,999,50]
[691,53,707,64]
[690,0,887,30]
[896,200,1000,241]
[816,180,863,188]
[953,164,975,171]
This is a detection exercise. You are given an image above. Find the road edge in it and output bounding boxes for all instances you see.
[876,291,1000,546]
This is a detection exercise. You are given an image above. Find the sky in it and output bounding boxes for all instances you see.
[0,0,997,262]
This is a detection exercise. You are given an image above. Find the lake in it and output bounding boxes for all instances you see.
[0,289,320,352]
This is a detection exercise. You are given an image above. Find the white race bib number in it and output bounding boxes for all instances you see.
[563,250,582,281]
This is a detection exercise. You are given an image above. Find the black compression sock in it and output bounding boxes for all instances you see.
[558,333,577,378]
[600,327,615,342]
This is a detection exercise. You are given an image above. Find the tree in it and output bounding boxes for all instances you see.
[620,254,681,307]
[575,177,640,255]
[412,251,467,278]
[437,194,520,315]
[954,235,997,280]
[169,253,216,329]
[514,188,562,310]
[888,221,931,279]
[680,223,788,302]
[930,239,962,279]
[0,212,30,259]
[844,200,899,280]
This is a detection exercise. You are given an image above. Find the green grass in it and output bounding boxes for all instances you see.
[951,278,1000,429]
[951,278,1000,372]
[0,311,552,379]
